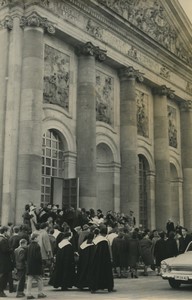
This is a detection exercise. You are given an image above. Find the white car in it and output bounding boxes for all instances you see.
[161,241,192,289]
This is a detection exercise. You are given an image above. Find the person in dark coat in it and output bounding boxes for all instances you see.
[166,231,178,258]
[0,226,13,298]
[154,231,167,275]
[76,232,95,289]
[26,233,46,299]
[166,219,175,236]
[139,231,155,276]
[179,228,192,254]
[127,231,141,278]
[14,239,28,298]
[49,232,76,291]
[89,225,115,293]
[112,230,127,278]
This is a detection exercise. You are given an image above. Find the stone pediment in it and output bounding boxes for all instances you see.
[98,0,192,66]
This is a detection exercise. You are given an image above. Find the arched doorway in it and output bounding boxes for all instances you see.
[170,163,179,223]
[41,129,65,206]
[139,154,149,229]
[96,143,114,213]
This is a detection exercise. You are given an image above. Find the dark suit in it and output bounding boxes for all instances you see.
[179,235,192,253]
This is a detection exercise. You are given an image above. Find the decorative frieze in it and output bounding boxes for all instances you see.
[153,85,174,99]
[168,106,177,148]
[160,66,170,80]
[96,70,114,125]
[75,42,107,62]
[186,82,192,94]
[43,44,70,110]
[86,19,103,39]
[128,46,138,61]
[20,12,55,34]
[98,0,192,66]
[0,15,13,30]
[118,66,144,82]
[0,0,8,7]
[136,91,149,138]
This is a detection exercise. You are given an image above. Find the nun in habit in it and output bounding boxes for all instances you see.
[49,232,76,291]
[89,225,114,293]
[76,232,95,290]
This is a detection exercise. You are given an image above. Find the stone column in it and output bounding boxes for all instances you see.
[75,42,106,209]
[119,66,143,222]
[180,100,192,229]
[0,16,12,224]
[1,14,23,225]
[153,85,173,230]
[15,13,55,223]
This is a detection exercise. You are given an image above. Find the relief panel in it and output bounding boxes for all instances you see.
[168,105,177,148]
[43,44,70,110]
[96,70,114,125]
[136,91,149,138]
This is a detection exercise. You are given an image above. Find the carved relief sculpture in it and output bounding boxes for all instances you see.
[128,46,138,60]
[96,70,114,125]
[43,44,70,110]
[136,91,149,138]
[168,105,177,148]
[0,15,13,30]
[98,0,192,66]
[160,65,170,79]
[186,82,192,94]
[86,19,103,39]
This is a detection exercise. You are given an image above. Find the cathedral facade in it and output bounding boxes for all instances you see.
[0,0,192,230]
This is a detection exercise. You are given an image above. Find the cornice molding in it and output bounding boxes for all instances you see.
[20,11,55,34]
[75,41,107,62]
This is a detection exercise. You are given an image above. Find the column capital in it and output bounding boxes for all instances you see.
[153,85,175,99]
[75,41,107,62]
[20,12,55,34]
[0,15,13,30]
[180,99,192,112]
[118,66,144,82]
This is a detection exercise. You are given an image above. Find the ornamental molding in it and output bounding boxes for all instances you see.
[98,0,192,67]
[186,82,192,95]
[0,15,13,30]
[160,65,170,80]
[75,41,107,62]
[20,12,55,34]
[153,85,174,99]
[118,66,144,82]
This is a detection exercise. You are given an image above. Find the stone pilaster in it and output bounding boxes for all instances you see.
[15,12,55,223]
[1,13,23,225]
[180,100,192,228]
[0,16,12,224]
[76,42,107,209]
[146,171,156,229]
[119,66,143,222]
[153,85,174,230]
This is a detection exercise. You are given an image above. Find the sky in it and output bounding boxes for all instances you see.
[178,0,192,22]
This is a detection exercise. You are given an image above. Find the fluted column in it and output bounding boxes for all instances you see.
[76,42,107,209]
[119,67,143,222]
[153,85,174,230]
[0,16,13,224]
[180,100,192,228]
[15,13,55,223]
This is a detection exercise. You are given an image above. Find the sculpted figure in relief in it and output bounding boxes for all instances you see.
[43,45,70,110]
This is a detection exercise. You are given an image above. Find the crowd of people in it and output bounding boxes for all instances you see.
[0,203,192,299]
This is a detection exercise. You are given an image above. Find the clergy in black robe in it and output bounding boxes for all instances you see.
[76,232,94,289]
[89,225,114,293]
[49,232,76,290]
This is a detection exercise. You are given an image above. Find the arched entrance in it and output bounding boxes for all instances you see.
[170,163,179,223]
[41,129,65,206]
[96,143,114,213]
[139,154,149,229]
